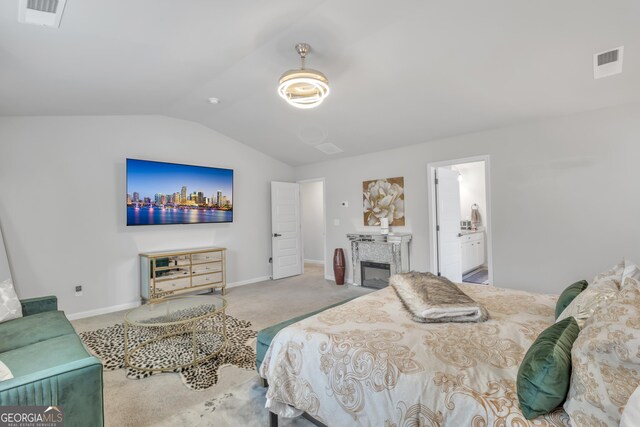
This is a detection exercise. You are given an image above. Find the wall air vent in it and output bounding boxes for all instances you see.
[594,46,624,79]
[18,0,67,28]
[314,143,343,155]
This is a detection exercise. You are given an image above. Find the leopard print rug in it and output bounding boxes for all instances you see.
[79,308,257,391]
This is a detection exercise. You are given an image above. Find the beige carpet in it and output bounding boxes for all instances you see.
[72,264,372,427]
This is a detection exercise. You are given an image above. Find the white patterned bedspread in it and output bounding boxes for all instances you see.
[259,284,570,426]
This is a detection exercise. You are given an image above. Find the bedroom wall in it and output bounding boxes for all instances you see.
[0,115,294,318]
[294,102,640,294]
[300,180,325,263]
[0,226,11,284]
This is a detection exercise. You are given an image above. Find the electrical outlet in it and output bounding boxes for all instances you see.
[75,285,83,297]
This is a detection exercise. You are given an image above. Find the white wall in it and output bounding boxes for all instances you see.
[300,180,324,263]
[0,226,11,283]
[294,103,640,294]
[0,116,294,316]
[454,161,486,225]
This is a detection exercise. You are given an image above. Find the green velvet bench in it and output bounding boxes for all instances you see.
[256,297,357,374]
[0,296,104,427]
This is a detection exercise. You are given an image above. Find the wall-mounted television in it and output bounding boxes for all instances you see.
[126,159,233,226]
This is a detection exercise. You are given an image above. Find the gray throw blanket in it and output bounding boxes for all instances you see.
[390,272,489,323]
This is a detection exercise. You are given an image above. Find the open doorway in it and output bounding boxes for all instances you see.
[299,178,326,273]
[427,156,492,285]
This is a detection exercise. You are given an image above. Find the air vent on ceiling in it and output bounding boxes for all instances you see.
[18,0,67,28]
[315,143,343,155]
[593,46,624,79]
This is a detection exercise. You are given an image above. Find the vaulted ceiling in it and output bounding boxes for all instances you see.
[1,1,640,165]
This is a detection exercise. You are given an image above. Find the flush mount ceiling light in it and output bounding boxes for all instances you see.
[278,43,330,109]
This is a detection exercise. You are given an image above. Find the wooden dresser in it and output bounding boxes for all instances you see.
[140,247,226,301]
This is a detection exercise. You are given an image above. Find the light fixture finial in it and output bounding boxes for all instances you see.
[295,43,310,59]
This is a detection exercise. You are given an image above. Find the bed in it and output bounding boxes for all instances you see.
[259,283,571,426]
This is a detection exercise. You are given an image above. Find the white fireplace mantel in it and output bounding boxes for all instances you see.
[346,232,411,286]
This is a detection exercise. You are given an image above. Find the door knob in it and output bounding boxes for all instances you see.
[457,233,463,237]
[273,233,282,237]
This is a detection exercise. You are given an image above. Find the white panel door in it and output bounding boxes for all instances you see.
[271,182,303,280]
[436,168,462,282]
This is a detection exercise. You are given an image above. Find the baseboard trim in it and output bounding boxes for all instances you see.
[226,276,270,288]
[67,301,141,321]
[324,274,355,285]
[304,259,324,265]
[67,275,272,320]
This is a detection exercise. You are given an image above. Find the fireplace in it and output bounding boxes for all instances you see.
[347,233,412,286]
[360,261,391,289]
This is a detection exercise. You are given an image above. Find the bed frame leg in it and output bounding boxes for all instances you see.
[269,411,278,427]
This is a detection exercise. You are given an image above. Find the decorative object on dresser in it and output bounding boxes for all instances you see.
[140,247,226,301]
[347,232,411,288]
[362,177,405,226]
[333,248,346,285]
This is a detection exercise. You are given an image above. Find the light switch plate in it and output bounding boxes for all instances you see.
[333,219,340,226]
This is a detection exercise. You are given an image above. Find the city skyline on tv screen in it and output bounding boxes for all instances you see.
[126,159,233,226]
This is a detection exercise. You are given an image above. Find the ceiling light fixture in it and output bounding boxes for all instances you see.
[278,43,330,109]
[208,97,221,104]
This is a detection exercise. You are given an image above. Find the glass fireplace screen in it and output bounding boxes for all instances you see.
[361,261,391,289]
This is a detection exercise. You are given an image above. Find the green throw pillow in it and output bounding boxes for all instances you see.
[517,317,580,420]
[555,280,588,319]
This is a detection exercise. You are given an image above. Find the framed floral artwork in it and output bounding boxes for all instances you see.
[362,177,405,226]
